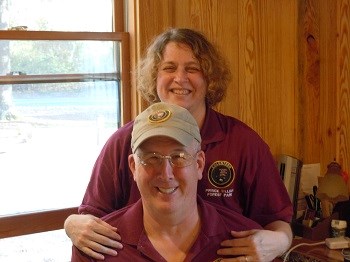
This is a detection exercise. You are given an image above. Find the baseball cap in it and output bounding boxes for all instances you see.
[131,102,201,153]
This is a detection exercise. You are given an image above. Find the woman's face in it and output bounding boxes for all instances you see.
[156,42,207,115]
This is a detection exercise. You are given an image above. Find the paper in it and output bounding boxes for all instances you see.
[299,163,320,195]
[295,163,321,219]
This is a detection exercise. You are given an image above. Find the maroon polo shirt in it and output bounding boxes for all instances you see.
[72,197,263,261]
[79,107,292,226]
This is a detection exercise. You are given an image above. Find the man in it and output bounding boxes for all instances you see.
[71,102,262,261]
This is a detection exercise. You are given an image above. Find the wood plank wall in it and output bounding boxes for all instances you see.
[128,0,350,191]
[336,1,350,190]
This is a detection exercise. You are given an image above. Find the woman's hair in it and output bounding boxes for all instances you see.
[136,28,231,107]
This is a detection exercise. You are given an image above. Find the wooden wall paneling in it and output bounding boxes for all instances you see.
[213,1,240,119]
[136,0,174,52]
[279,0,300,158]
[128,0,175,117]
[238,0,299,158]
[237,0,261,135]
[319,0,338,174]
[276,0,302,159]
[173,0,239,118]
[255,0,299,158]
[298,0,321,164]
[337,0,350,190]
[254,0,279,152]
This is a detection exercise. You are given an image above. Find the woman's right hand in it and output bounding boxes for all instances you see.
[64,214,123,260]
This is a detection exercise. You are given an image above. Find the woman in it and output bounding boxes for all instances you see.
[65,28,293,262]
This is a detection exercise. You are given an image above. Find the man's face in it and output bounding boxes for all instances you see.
[156,42,207,116]
[129,136,205,217]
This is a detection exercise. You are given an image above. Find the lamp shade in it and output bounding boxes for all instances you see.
[317,161,349,217]
[318,173,348,199]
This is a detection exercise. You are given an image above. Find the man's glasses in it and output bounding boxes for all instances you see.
[137,152,197,168]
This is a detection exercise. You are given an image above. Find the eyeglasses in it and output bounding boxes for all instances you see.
[137,152,197,168]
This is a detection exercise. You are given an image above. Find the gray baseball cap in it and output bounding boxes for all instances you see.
[131,102,201,153]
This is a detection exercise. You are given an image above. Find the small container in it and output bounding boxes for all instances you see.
[342,248,350,262]
[331,219,347,237]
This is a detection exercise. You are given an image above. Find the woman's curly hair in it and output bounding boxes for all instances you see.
[136,28,231,107]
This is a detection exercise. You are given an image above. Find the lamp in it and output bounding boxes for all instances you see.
[317,161,349,217]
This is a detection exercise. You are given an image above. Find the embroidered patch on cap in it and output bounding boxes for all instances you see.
[148,109,172,123]
[208,161,235,188]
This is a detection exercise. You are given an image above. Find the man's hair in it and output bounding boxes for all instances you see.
[136,28,231,107]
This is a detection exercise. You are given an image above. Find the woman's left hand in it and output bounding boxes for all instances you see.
[217,229,290,261]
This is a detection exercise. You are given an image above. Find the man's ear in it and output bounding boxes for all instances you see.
[128,154,137,181]
[196,150,205,180]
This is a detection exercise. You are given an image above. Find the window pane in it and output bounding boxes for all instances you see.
[1,0,113,32]
[0,39,121,216]
[4,40,119,75]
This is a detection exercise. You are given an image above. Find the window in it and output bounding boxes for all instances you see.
[0,33,126,216]
[0,0,129,259]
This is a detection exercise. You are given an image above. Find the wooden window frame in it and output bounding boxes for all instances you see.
[0,208,78,238]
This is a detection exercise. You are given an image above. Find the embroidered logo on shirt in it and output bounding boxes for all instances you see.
[148,109,172,123]
[208,161,235,188]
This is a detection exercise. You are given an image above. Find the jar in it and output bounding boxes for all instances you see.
[342,248,350,262]
[331,219,347,237]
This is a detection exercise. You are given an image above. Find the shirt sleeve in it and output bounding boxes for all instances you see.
[78,122,135,217]
[244,144,293,226]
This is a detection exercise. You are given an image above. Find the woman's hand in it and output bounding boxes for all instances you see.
[64,214,123,260]
[217,228,291,262]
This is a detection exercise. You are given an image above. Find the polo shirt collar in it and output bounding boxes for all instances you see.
[196,196,230,237]
[117,199,144,245]
[119,197,230,245]
[118,197,231,261]
[201,107,225,148]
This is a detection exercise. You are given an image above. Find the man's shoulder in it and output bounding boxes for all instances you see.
[102,199,143,227]
[201,198,263,230]
[102,203,133,224]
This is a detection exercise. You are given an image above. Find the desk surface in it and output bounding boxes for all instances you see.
[281,238,344,262]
